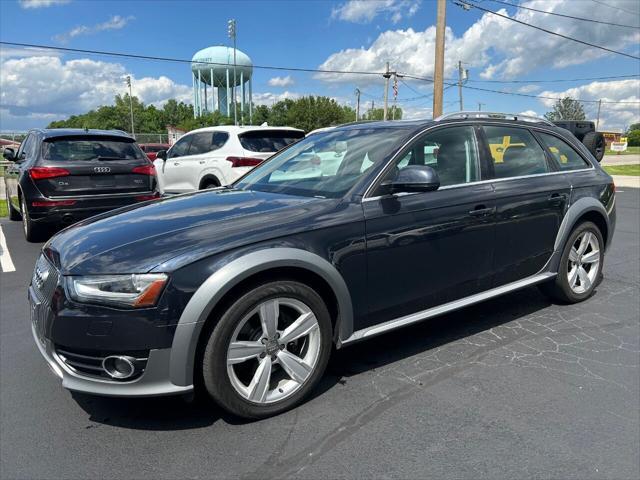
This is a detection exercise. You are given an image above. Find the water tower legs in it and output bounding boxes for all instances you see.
[240,71,245,126]
[249,78,253,124]
[226,69,231,118]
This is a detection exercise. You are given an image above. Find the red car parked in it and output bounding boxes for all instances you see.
[139,143,170,161]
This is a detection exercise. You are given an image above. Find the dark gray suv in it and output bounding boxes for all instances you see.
[29,113,615,419]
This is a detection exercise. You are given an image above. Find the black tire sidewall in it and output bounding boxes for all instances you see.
[202,280,333,419]
[556,221,604,302]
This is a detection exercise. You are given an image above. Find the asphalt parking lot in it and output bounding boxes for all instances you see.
[1,189,638,480]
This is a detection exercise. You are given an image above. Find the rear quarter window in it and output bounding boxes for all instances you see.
[537,132,591,171]
[239,130,304,153]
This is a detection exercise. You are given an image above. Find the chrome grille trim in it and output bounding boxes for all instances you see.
[31,254,59,303]
[55,347,148,381]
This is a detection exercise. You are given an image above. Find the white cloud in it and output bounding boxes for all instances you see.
[538,79,640,130]
[318,0,639,83]
[20,0,70,8]
[267,75,295,88]
[0,46,62,60]
[54,15,135,43]
[331,0,420,24]
[0,56,191,129]
[519,110,538,117]
[252,91,300,105]
[516,85,541,94]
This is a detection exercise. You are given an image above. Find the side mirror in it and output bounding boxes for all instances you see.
[380,165,440,195]
[2,147,16,161]
[156,150,167,161]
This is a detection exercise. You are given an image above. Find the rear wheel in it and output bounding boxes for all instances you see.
[20,196,45,242]
[200,177,220,190]
[201,280,332,419]
[539,221,604,303]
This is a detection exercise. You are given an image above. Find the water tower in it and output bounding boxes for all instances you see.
[191,45,253,122]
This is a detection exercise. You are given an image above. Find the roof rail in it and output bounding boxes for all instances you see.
[436,111,554,126]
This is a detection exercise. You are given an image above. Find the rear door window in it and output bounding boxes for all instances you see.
[41,137,145,161]
[537,132,590,171]
[239,130,304,153]
[483,126,549,179]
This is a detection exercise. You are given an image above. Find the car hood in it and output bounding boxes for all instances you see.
[46,189,328,275]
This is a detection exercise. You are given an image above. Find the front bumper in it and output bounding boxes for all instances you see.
[29,285,192,398]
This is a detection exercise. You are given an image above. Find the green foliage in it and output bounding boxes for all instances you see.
[627,123,640,133]
[363,107,403,121]
[627,129,640,147]
[47,94,372,135]
[543,97,586,121]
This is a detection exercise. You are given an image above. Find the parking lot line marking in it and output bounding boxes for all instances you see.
[0,225,16,273]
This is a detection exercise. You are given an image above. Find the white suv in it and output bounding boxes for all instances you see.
[154,126,304,194]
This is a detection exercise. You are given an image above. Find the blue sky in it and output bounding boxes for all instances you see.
[1,0,639,131]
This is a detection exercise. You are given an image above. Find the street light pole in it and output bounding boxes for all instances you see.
[228,19,238,126]
[125,75,135,137]
[355,88,361,121]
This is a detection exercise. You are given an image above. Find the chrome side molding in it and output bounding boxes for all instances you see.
[341,272,556,345]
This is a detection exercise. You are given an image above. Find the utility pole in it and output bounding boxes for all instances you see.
[433,0,446,118]
[478,102,486,111]
[383,62,391,121]
[457,61,464,111]
[355,88,361,121]
[392,73,399,120]
[228,19,237,126]
[125,75,135,137]
[596,99,602,130]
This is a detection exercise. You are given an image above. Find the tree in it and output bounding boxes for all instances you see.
[544,97,586,121]
[363,107,403,121]
[626,122,640,133]
[627,130,640,147]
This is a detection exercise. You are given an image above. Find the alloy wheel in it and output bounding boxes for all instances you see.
[226,297,321,404]
[567,231,600,294]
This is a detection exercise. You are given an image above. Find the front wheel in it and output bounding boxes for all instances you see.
[539,221,604,303]
[201,280,333,419]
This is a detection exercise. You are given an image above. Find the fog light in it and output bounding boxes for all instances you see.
[102,355,136,379]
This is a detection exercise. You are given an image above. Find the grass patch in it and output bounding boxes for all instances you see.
[605,146,640,155]
[604,164,640,176]
[0,201,7,218]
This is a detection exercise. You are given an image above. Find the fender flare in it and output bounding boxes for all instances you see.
[548,196,611,272]
[168,247,354,387]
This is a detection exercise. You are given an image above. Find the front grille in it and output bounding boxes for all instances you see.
[32,254,59,303]
[54,346,149,381]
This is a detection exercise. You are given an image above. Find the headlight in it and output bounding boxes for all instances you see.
[67,274,168,308]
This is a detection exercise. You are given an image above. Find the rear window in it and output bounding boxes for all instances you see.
[42,136,145,161]
[239,130,304,153]
[140,145,167,153]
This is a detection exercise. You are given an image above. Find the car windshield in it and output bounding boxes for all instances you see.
[238,130,305,153]
[235,127,410,198]
[42,136,145,161]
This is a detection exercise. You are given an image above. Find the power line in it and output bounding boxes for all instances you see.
[468,74,640,84]
[590,0,639,15]
[0,41,387,77]
[402,73,640,104]
[487,0,639,29]
[3,40,638,105]
[453,0,640,60]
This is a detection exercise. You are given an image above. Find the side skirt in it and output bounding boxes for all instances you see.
[341,272,556,345]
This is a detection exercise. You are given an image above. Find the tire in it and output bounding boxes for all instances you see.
[200,178,220,190]
[20,196,45,242]
[6,189,21,221]
[582,131,605,162]
[201,280,333,419]
[539,221,604,303]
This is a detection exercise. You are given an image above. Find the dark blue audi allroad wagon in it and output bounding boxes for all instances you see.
[29,113,616,419]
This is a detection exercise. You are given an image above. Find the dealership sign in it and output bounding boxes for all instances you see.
[610,137,628,152]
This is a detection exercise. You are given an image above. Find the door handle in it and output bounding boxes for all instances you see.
[548,193,564,205]
[173,162,180,166]
[469,206,495,217]
[199,160,205,164]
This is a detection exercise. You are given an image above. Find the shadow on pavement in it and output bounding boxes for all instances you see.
[71,285,553,431]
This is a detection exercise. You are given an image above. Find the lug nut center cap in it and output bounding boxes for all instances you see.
[265,339,280,356]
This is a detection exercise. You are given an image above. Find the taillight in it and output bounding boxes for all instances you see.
[32,200,76,207]
[29,167,70,180]
[132,164,156,175]
[135,193,161,202]
[226,156,264,168]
